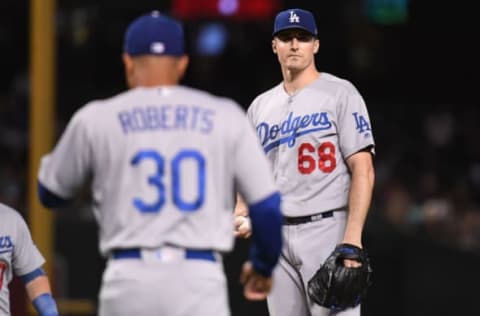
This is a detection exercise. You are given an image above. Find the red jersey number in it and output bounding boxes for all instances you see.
[298,141,336,174]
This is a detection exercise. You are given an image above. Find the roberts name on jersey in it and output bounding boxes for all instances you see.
[118,104,215,134]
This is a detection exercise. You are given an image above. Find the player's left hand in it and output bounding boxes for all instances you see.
[307,243,372,311]
[234,215,252,238]
[240,261,272,301]
[343,258,362,268]
[341,240,363,267]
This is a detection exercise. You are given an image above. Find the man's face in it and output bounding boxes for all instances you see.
[272,29,319,72]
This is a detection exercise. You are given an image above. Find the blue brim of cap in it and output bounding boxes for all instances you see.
[272,25,317,36]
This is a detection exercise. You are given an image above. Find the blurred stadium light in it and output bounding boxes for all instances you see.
[172,0,279,20]
[218,0,239,16]
[195,22,228,56]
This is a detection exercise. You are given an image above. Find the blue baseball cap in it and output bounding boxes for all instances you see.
[123,11,185,57]
[272,8,318,37]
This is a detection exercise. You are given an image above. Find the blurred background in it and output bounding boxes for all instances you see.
[2,0,480,315]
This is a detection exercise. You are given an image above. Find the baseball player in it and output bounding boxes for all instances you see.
[234,8,375,316]
[0,203,58,316]
[36,11,283,316]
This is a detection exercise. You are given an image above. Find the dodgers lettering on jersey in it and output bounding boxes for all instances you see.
[118,105,215,134]
[257,111,332,153]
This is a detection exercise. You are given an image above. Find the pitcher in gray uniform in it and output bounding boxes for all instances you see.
[0,203,58,316]
[235,8,375,316]
[36,11,282,316]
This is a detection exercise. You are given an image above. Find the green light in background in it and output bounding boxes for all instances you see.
[366,0,409,25]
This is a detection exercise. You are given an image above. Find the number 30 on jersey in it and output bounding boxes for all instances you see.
[131,149,205,214]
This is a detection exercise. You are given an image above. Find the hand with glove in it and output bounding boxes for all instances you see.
[307,243,372,311]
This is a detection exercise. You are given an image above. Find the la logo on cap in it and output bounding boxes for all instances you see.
[289,11,300,23]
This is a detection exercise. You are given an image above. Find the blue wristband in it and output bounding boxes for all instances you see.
[32,293,59,316]
[20,267,45,284]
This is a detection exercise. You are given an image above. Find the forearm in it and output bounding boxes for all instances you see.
[24,273,58,316]
[25,275,51,300]
[343,159,375,247]
[234,193,249,216]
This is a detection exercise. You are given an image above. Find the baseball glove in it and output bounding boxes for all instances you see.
[307,243,372,311]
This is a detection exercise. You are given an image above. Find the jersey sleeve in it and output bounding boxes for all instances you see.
[233,103,282,277]
[337,84,375,158]
[38,108,92,199]
[232,107,277,205]
[11,212,45,276]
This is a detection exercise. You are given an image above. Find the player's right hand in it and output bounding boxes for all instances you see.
[234,215,252,238]
[240,261,272,301]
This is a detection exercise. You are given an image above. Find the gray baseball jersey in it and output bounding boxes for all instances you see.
[247,72,375,216]
[38,85,277,257]
[0,203,45,315]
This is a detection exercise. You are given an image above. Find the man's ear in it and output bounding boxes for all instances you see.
[272,39,277,54]
[122,53,133,71]
[314,39,320,54]
[122,53,135,88]
[177,55,189,79]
